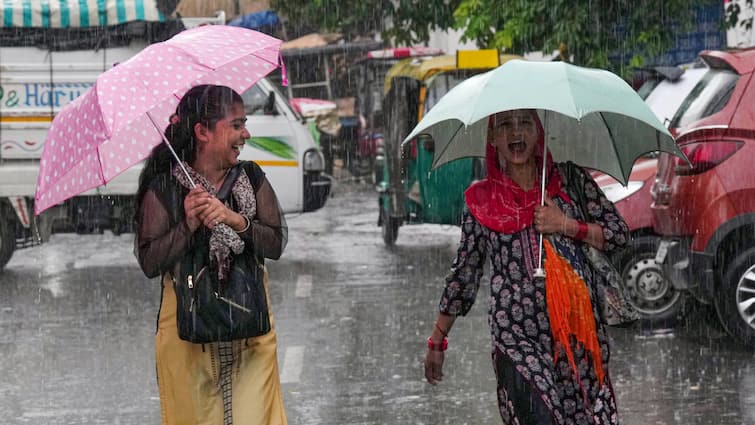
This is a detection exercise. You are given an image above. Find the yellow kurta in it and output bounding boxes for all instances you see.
[155,268,287,425]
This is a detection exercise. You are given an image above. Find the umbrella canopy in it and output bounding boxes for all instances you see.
[35,24,284,215]
[401,59,685,185]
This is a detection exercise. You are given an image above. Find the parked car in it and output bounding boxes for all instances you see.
[592,65,706,324]
[634,65,687,99]
[651,48,755,347]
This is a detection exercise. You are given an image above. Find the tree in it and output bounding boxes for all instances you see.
[273,0,723,76]
[271,0,389,40]
[271,0,461,43]
[453,0,720,75]
[383,0,462,45]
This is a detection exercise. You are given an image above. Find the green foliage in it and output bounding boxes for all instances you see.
[384,0,462,45]
[271,0,461,43]
[454,0,720,76]
[272,0,722,77]
[271,0,393,40]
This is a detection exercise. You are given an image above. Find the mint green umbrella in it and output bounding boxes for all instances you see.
[401,59,687,276]
[401,59,685,186]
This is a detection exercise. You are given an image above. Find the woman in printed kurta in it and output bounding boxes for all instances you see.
[423,109,629,425]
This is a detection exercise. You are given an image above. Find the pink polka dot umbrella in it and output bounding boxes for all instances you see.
[34,25,286,215]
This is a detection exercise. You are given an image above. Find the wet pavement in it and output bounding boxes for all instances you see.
[1,180,754,424]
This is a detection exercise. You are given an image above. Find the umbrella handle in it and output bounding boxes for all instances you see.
[146,111,196,188]
[536,113,549,277]
[534,235,546,278]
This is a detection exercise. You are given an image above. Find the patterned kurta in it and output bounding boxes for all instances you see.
[440,164,629,425]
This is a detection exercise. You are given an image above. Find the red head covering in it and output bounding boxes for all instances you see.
[464,111,567,234]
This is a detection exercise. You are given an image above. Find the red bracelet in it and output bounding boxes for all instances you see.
[575,221,589,240]
[427,337,448,352]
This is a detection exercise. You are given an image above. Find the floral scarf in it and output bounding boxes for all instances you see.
[172,162,257,282]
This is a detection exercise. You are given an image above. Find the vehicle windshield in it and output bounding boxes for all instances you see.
[670,69,739,129]
[636,78,661,100]
[424,72,469,115]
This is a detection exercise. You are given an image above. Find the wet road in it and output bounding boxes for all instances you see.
[1,181,754,424]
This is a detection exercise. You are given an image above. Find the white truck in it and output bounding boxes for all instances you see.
[0,3,330,270]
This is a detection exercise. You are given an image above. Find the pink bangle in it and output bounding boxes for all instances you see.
[427,337,448,352]
[575,221,589,240]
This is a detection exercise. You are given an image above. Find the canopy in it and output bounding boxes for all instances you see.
[384,53,523,94]
[0,0,165,28]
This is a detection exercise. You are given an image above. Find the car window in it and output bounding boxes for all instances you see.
[644,68,707,127]
[670,69,739,129]
[240,81,302,120]
[240,84,268,116]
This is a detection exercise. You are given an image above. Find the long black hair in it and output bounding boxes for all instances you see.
[134,84,244,222]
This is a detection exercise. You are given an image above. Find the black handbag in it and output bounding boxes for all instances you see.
[560,161,640,327]
[160,163,271,343]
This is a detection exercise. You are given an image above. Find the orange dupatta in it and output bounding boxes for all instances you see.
[543,239,604,385]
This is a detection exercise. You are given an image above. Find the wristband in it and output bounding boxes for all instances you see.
[575,221,588,240]
[427,337,448,352]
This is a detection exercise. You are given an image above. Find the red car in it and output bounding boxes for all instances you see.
[651,48,755,347]
[592,66,706,325]
[593,159,679,322]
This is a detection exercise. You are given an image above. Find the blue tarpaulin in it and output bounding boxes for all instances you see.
[228,10,279,31]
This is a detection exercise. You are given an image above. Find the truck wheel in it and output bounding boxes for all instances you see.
[380,206,399,247]
[613,235,689,326]
[716,246,755,348]
[0,215,16,271]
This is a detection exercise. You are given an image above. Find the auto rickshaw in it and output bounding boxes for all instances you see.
[377,50,522,245]
[352,47,443,180]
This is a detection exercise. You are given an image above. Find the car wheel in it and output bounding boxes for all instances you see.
[0,214,16,271]
[716,246,755,348]
[613,235,689,325]
[380,206,399,247]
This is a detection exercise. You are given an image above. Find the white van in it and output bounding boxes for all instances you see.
[0,18,330,270]
[238,78,331,214]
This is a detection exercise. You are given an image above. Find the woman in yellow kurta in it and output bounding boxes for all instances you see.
[134,84,288,425]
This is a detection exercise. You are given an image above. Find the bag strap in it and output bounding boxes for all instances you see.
[241,161,265,191]
[562,161,589,222]
[216,163,243,202]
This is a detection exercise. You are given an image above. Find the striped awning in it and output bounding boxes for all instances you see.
[1,0,165,28]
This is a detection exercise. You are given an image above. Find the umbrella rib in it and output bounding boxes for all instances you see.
[597,112,626,184]
[563,65,582,118]
[430,122,465,169]
[95,144,108,185]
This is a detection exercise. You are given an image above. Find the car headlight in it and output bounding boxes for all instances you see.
[600,181,644,203]
[303,148,325,172]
